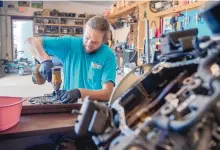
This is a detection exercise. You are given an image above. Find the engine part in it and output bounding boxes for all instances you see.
[110,63,152,104]
[75,59,198,143]
[160,28,198,55]
[74,98,110,136]
[28,90,66,105]
[29,95,60,105]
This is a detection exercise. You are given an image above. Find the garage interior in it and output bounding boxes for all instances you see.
[1,0,220,150]
[0,1,116,97]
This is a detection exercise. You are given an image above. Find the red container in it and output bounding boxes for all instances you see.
[0,97,25,131]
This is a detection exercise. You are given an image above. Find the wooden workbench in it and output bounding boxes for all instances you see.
[0,97,81,150]
[0,113,77,140]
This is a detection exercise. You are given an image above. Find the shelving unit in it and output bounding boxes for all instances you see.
[43,24,83,27]
[155,1,206,17]
[136,1,206,65]
[107,1,147,19]
[33,16,89,37]
[106,1,148,65]
[34,16,88,20]
[107,0,207,65]
[42,33,83,36]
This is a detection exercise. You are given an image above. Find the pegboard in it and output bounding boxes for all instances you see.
[163,9,212,37]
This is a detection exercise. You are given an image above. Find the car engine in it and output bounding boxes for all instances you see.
[74,1,220,150]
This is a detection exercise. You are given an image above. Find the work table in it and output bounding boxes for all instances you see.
[0,97,81,146]
[0,113,77,140]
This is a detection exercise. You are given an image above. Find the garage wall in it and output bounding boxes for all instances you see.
[112,25,130,43]
[0,17,2,59]
[0,15,10,59]
[0,1,109,60]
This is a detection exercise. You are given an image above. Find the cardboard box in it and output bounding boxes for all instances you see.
[43,9,50,16]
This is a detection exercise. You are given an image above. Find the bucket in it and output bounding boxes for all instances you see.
[0,97,25,131]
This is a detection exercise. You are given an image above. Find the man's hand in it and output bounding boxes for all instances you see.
[60,89,81,103]
[58,82,114,103]
[39,60,54,82]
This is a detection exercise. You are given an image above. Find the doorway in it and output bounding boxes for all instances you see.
[12,18,33,61]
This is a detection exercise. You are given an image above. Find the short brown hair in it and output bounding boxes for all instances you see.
[86,16,110,42]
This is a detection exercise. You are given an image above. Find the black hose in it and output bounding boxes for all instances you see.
[196,114,213,150]
[147,71,187,112]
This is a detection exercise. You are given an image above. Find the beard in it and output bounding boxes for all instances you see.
[83,43,102,55]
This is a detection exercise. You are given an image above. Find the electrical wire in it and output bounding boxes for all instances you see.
[129,49,137,63]
[151,21,157,29]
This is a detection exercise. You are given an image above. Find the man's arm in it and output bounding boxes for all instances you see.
[80,55,117,102]
[25,37,51,63]
[26,36,72,63]
[79,82,114,102]
[60,55,117,103]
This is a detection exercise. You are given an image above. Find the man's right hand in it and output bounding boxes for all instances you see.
[39,60,54,82]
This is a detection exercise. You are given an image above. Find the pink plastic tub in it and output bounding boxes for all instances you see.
[0,97,25,131]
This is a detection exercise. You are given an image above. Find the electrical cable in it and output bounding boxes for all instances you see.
[129,49,137,63]
[151,21,157,30]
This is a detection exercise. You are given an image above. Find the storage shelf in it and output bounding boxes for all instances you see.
[33,15,86,37]
[155,1,206,17]
[35,33,83,36]
[107,1,146,19]
[60,34,82,36]
[43,24,83,27]
[34,16,89,20]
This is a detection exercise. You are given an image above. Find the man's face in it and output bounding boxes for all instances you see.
[83,26,104,54]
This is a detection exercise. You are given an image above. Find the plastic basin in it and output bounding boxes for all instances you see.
[0,97,25,131]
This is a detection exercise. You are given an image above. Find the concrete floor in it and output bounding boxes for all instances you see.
[0,74,53,97]
[0,74,123,97]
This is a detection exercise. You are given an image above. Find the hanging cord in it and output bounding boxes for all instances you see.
[151,21,157,29]
[129,49,137,63]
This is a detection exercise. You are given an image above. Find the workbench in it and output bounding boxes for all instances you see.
[0,99,79,150]
[0,113,77,140]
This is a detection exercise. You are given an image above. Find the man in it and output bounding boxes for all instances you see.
[26,16,116,103]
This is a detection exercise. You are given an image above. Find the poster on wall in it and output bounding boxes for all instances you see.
[18,1,30,7]
[31,1,43,9]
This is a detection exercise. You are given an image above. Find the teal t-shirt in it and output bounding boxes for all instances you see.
[42,36,116,90]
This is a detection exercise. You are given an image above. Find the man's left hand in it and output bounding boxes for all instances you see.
[60,89,81,103]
